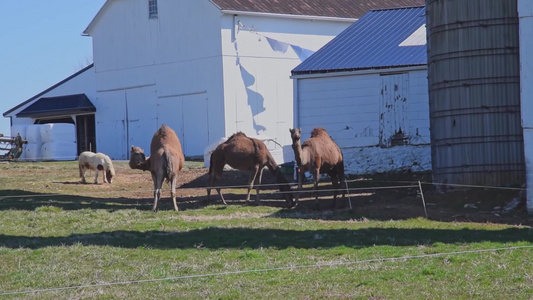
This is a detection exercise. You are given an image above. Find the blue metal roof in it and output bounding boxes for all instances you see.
[292,6,427,75]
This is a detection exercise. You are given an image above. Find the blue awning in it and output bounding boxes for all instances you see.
[16,94,96,118]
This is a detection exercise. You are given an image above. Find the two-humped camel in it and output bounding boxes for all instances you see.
[207,132,293,206]
[289,127,346,209]
[129,124,185,212]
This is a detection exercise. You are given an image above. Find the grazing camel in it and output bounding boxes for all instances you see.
[207,132,293,206]
[78,151,115,184]
[129,124,185,212]
[289,127,346,209]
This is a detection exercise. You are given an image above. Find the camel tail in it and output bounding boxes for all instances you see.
[162,152,173,184]
[209,151,215,177]
[208,148,224,179]
[338,152,346,180]
[209,152,213,172]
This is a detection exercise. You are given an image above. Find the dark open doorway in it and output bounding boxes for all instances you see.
[76,115,96,154]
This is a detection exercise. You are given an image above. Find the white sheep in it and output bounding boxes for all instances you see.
[78,151,115,184]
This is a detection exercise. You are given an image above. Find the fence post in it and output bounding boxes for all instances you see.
[418,181,428,218]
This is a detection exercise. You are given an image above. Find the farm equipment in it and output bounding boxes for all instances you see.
[0,133,27,161]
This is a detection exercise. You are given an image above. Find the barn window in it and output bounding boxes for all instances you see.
[148,0,158,19]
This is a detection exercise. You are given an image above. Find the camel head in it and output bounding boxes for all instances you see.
[129,146,146,169]
[289,128,302,143]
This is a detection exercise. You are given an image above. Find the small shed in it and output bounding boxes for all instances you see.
[291,7,430,174]
[3,64,97,156]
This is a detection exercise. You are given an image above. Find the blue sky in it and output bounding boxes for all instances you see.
[0,0,106,136]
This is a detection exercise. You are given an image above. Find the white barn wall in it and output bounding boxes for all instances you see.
[89,0,225,158]
[295,68,431,175]
[220,14,352,157]
[90,1,157,72]
[86,0,354,159]
[519,0,533,214]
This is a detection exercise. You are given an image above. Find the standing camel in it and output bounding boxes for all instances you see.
[129,124,185,212]
[289,127,346,209]
[207,132,293,206]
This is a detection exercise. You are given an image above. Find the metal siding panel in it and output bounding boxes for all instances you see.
[298,74,381,148]
[427,0,525,186]
[95,90,127,159]
[182,95,209,157]
[156,97,184,153]
[126,87,158,158]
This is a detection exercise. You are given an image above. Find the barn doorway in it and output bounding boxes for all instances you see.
[76,114,96,154]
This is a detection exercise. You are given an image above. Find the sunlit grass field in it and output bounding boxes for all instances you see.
[0,161,531,299]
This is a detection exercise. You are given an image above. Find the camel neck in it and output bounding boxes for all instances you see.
[142,157,151,171]
[292,141,304,166]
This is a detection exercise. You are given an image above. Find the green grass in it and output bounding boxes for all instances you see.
[0,161,532,299]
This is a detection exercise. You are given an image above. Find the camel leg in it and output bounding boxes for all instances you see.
[295,168,303,206]
[329,173,341,209]
[312,170,320,210]
[207,176,227,205]
[151,172,163,212]
[170,176,178,211]
[207,179,228,205]
[254,168,264,204]
[217,188,227,205]
[206,177,213,202]
[246,167,260,203]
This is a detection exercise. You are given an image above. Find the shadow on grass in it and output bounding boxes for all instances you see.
[0,189,286,211]
[0,227,531,250]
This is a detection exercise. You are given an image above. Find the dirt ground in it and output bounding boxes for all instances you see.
[142,165,532,226]
[2,160,531,226]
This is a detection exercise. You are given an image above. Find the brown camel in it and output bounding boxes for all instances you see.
[129,124,185,212]
[207,132,293,206]
[289,127,346,209]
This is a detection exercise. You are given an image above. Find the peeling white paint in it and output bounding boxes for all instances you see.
[295,69,430,175]
[343,145,431,175]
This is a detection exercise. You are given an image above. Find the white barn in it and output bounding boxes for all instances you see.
[3,0,425,161]
[291,7,431,175]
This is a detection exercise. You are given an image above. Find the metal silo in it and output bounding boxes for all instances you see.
[426,0,525,186]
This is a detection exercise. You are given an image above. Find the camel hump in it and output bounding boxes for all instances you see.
[310,127,329,138]
[227,132,247,141]
[157,124,173,136]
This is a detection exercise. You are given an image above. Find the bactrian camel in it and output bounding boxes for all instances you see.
[129,124,185,212]
[289,127,346,209]
[207,132,294,206]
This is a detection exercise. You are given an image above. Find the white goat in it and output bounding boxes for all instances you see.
[78,151,115,184]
